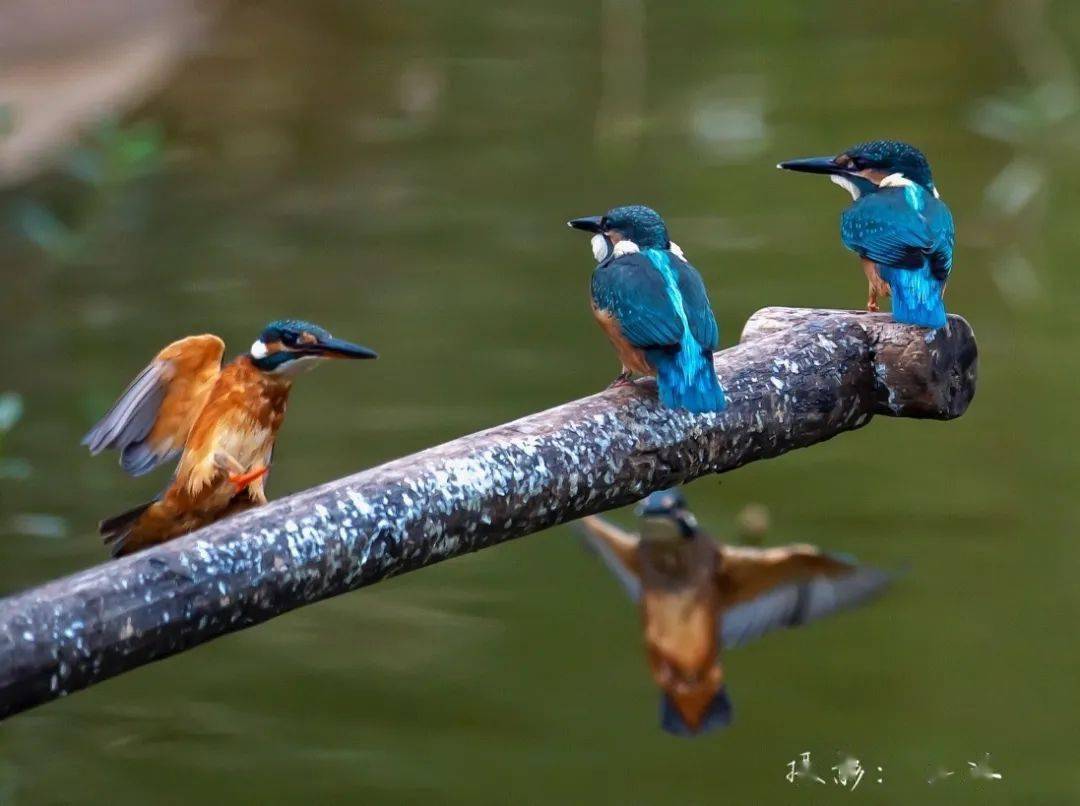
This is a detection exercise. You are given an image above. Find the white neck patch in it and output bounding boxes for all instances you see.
[668,241,686,261]
[612,240,640,257]
[830,173,862,200]
[880,171,926,209]
[879,172,915,188]
[250,340,268,359]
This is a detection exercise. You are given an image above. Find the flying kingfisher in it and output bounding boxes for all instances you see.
[577,489,892,736]
[568,205,726,413]
[82,319,377,556]
[778,140,955,328]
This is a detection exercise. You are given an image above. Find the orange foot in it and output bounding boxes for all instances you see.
[229,466,269,493]
[866,298,880,313]
[607,370,634,389]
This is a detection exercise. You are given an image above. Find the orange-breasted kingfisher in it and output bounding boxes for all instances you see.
[778,140,955,329]
[567,205,727,413]
[82,319,376,556]
[578,489,891,736]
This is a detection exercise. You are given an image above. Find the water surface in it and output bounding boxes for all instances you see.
[0,1,1076,802]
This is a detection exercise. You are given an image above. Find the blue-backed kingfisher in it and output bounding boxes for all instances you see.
[779,140,955,328]
[579,489,891,736]
[568,205,727,413]
[83,319,376,556]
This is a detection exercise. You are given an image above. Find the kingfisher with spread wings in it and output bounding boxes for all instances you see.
[779,140,954,328]
[83,319,376,556]
[577,489,892,736]
[567,205,726,413]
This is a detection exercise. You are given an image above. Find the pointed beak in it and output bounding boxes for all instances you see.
[312,336,378,360]
[567,215,604,233]
[777,156,846,176]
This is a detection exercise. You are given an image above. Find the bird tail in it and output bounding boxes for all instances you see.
[882,264,947,329]
[660,688,734,737]
[99,499,157,557]
[646,347,726,414]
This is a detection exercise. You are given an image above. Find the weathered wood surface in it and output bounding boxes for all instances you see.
[0,307,977,719]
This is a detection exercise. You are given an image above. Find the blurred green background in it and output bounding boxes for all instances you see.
[0,0,1077,802]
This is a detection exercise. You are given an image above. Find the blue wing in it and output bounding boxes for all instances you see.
[841,188,953,279]
[923,196,955,280]
[672,257,720,351]
[590,250,719,351]
[591,252,683,349]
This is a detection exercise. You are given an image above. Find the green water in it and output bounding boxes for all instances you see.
[1,0,1077,802]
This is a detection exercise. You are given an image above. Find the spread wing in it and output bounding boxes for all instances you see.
[721,562,894,649]
[717,544,854,607]
[82,334,225,476]
[591,253,682,349]
[575,516,641,598]
[841,189,938,270]
[578,520,893,650]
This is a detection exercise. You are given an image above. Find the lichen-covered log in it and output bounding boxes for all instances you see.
[0,307,977,719]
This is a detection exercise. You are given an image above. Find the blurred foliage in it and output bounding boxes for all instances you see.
[12,119,163,262]
[5,512,68,539]
[0,392,33,507]
[0,391,23,455]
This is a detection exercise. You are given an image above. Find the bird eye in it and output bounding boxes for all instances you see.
[280,331,298,347]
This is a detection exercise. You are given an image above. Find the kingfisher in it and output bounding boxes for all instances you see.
[82,319,376,556]
[578,489,891,736]
[778,140,955,328]
[567,205,726,413]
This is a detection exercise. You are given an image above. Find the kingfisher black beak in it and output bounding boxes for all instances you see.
[567,215,604,233]
[777,156,846,176]
[312,337,378,360]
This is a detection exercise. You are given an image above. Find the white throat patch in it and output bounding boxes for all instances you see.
[272,354,322,377]
[830,173,862,201]
[879,171,927,210]
[590,233,610,263]
[250,340,269,359]
[668,241,686,261]
[612,240,640,257]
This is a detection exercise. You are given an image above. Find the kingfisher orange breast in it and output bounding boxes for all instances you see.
[173,358,290,507]
[642,588,718,675]
[592,303,654,376]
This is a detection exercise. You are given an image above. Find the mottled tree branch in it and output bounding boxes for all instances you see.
[0,307,977,719]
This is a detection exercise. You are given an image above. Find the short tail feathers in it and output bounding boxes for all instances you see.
[647,347,726,414]
[881,264,947,329]
[99,499,156,557]
[660,688,734,737]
